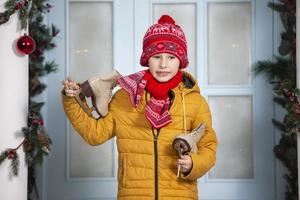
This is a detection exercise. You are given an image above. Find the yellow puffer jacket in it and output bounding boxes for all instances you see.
[62,71,217,200]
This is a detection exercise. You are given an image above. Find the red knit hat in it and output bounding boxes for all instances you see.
[140,15,189,69]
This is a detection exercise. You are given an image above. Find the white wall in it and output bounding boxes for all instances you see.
[0,2,28,200]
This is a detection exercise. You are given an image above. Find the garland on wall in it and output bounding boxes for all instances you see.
[0,0,58,199]
[254,0,298,199]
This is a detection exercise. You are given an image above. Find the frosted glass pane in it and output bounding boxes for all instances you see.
[70,128,114,178]
[208,96,253,179]
[69,2,113,82]
[69,2,114,178]
[208,2,252,85]
[153,3,196,76]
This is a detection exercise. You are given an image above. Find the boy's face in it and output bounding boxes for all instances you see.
[148,53,180,82]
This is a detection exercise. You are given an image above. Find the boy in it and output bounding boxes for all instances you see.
[62,15,217,200]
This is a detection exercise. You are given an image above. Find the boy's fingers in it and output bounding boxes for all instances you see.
[179,155,190,160]
[62,80,71,86]
[178,155,191,165]
[67,77,78,85]
[65,89,76,94]
[65,89,78,97]
[62,77,80,96]
[178,159,187,165]
[65,78,79,88]
[71,82,79,88]
[62,79,78,88]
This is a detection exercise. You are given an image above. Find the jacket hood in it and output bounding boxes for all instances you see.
[180,70,201,95]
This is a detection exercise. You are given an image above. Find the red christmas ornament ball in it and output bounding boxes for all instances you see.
[16,35,36,55]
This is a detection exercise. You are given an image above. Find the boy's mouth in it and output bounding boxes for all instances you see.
[156,72,170,77]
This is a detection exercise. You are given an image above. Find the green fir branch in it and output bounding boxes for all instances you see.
[273,96,287,108]
[11,154,19,176]
[4,0,17,8]
[279,33,292,56]
[25,151,32,166]
[44,61,59,74]
[272,119,286,132]
[29,101,45,114]
[2,0,33,30]
[51,24,59,37]
[34,148,44,166]
[0,151,8,164]
[30,65,45,76]
[267,2,287,13]
[18,3,30,30]
[30,83,47,97]
[0,149,20,176]
[280,13,289,32]
[253,56,295,83]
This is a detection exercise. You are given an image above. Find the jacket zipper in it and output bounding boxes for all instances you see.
[152,127,160,200]
[145,91,168,200]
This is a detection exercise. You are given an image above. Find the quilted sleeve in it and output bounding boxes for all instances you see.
[61,92,115,145]
[181,95,218,181]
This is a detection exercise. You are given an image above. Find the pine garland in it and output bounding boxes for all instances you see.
[0,148,20,176]
[0,0,58,199]
[254,0,298,199]
[0,0,31,29]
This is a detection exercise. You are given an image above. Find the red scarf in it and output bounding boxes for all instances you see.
[117,70,182,128]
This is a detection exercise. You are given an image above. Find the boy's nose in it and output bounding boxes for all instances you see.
[160,57,167,68]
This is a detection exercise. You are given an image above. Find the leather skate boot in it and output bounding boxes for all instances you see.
[75,70,122,118]
[172,123,206,177]
[172,122,206,155]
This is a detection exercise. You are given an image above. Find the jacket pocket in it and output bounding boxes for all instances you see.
[120,155,127,187]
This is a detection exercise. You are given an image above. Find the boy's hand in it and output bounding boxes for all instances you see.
[177,155,192,174]
[62,77,80,97]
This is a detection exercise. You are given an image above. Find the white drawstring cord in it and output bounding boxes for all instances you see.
[182,92,187,134]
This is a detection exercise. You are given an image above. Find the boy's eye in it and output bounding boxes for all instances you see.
[152,55,161,59]
[168,56,175,59]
